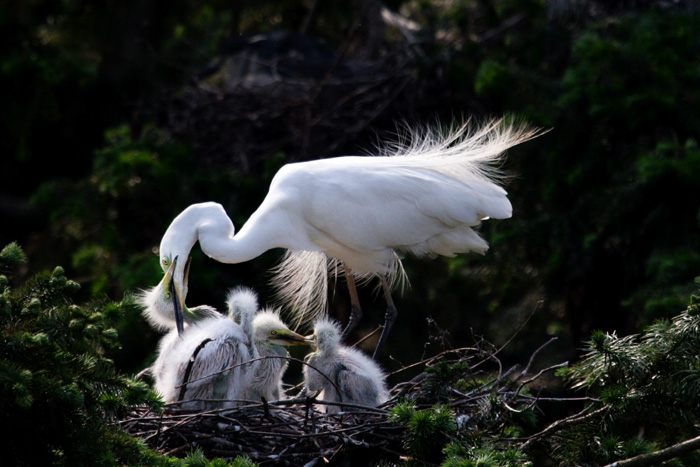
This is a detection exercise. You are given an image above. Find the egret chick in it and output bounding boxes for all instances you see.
[150,310,252,409]
[227,288,310,401]
[304,319,389,413]
[141,267,254,409]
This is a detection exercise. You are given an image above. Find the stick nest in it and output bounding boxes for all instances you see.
[120,334,572,466]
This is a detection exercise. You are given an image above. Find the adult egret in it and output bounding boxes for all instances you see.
[303,318,389,413]
[227,287,310,401]
[158,119,539,357]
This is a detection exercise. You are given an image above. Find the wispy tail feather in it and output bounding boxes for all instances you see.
[271,250,331,332]
[375,117,542,184]
[271,250,409,332]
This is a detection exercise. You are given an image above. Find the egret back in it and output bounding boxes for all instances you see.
[272,119,536,329]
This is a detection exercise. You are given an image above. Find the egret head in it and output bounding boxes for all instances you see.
[138,257,186,333]
[138,257,218,334]
[159,203,233,307]
[310,319,342,355]
[253,310,311,347]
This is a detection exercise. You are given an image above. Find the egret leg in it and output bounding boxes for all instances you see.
[372,277,398,360]
[341,265,363,339]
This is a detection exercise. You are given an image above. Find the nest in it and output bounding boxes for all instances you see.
[121,398,402,465]
[120,333,575,466]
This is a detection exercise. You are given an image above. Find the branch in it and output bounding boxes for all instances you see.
[521,405,610,451]
[517,337,558,381]
[603,434,700,467]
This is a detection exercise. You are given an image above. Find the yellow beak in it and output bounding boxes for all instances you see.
[273,329,313,346]
[164,256,186,335]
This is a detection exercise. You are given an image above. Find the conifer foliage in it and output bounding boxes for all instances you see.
[0,242,163,466]
[551,279,700,466]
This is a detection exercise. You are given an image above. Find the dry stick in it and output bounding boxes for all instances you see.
[603,434,700,467]
[352,325,383,347]
[471,299,544,371]
[387,346,480,377]
[516,336,558,381]
[387,301,543,380]
[513,362,569,398]
[520,405,610,451]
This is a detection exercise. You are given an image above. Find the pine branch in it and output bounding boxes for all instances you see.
[603,434,700,467]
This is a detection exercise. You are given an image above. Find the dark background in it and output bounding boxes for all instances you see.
[3,0,699,384]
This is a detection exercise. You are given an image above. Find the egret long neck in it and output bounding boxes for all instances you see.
[194,203,282,264]
[197,219,276,264]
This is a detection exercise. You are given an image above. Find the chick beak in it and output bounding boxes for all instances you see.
[303,334,316,345]
[275,329,313,346]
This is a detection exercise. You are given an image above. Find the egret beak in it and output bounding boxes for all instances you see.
[303,334,316,345]
[165,256,186,335]
[183,256,192,295]
[273,329,313,346]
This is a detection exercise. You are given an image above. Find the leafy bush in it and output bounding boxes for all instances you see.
[0,242,164,466]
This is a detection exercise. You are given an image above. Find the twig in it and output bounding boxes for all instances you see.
[352,325,383,347]
[517,337,558,381]
[604,434,700,467]
[521,405,610,451]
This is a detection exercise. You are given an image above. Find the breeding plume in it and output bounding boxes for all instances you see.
[303,318,389,413]
[158,119,539,357]
[227,287,310,401]
[139,263,254,409]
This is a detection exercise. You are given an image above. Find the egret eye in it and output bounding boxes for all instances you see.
[165,292,171,300]
[270,330,277,336]
[162,258,169,266]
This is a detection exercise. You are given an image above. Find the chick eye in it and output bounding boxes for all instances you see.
[165,292,171,300]
[270,330,277,336]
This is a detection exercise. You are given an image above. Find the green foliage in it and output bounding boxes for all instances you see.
[391,400,458,463]
[0,242,27,273]
[0,243,164,466]
[422,360,472,403]
[443,442,532,467]
[176,448,257,467]
[556,282,700,465]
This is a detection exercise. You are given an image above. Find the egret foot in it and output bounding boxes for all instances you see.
[372,277,398,359]
[342,304,363,339]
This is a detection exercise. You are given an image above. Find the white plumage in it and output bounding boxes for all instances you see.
[138,271,254,409]
[158,119,539,357]
[303,318,389,413]
[227,287,310,401]
[150,311,252,409]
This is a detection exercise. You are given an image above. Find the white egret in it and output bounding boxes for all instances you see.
[158,119,539,358]
[303,318,389,413]
[226,287,310,401]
